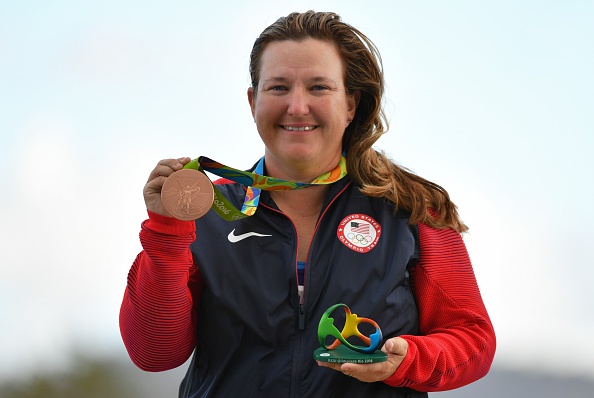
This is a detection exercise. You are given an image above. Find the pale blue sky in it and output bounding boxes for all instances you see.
[1,0,593,381]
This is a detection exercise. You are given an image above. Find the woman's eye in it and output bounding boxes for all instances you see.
[311,85,329,91]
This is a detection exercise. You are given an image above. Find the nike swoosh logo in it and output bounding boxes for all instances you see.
[227,229,272,243]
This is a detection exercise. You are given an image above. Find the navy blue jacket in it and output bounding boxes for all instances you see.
[180,176,427,398]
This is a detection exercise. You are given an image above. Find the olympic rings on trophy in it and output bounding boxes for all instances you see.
[317,303,383,354]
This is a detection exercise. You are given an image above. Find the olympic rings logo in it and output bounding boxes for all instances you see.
[346,232,373,246]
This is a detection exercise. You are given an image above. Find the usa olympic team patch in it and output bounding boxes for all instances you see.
[337,214,381,253]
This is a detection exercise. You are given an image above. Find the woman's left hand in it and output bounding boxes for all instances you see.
[317,337,408,382]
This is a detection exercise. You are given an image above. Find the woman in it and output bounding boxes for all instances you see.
[120,11,496,397]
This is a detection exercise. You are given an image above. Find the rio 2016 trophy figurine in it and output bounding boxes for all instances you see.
[314,303,388,364]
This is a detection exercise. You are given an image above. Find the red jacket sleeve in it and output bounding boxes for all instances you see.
[383,223,496,391]
[119,210,203,371]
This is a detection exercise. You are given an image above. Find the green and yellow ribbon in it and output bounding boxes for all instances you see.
[184,156,347,221]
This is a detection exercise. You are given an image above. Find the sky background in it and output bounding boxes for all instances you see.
[1,0,593,384]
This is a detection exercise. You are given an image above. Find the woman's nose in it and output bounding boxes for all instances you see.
[287,89,309,116]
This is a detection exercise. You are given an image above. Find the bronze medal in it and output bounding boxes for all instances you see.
[161,169,214,220]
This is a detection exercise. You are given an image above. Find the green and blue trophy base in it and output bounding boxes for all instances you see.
[314,345,387,364]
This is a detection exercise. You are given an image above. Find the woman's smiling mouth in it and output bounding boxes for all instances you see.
[281,125,318,131]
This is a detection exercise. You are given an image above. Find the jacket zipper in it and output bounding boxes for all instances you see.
[261,181,351,397]
[298,300,306,330]
[263,182,350,331]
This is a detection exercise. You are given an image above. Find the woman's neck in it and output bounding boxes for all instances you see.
[262,152,342,184]
[269,185,329,219]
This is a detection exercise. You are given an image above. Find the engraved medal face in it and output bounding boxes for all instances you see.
[161,169,214,220]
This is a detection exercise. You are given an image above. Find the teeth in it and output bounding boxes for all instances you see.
[284,125,316,131]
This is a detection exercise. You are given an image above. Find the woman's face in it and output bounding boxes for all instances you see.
[248,38,358,178]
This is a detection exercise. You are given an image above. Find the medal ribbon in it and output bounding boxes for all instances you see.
[183,156,347,221]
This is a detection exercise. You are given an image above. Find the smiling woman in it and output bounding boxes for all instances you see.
[247,39,357,181]
[119,10,495,398]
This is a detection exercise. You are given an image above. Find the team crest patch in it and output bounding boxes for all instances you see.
[337,214,381,253]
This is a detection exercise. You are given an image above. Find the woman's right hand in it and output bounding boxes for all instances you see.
[143,157,191,217]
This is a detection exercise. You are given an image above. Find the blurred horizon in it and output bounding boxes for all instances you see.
[1,0,593,390]
[2,352,594,397]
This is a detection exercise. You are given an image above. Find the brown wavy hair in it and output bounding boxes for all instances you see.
[249,11,467,232]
